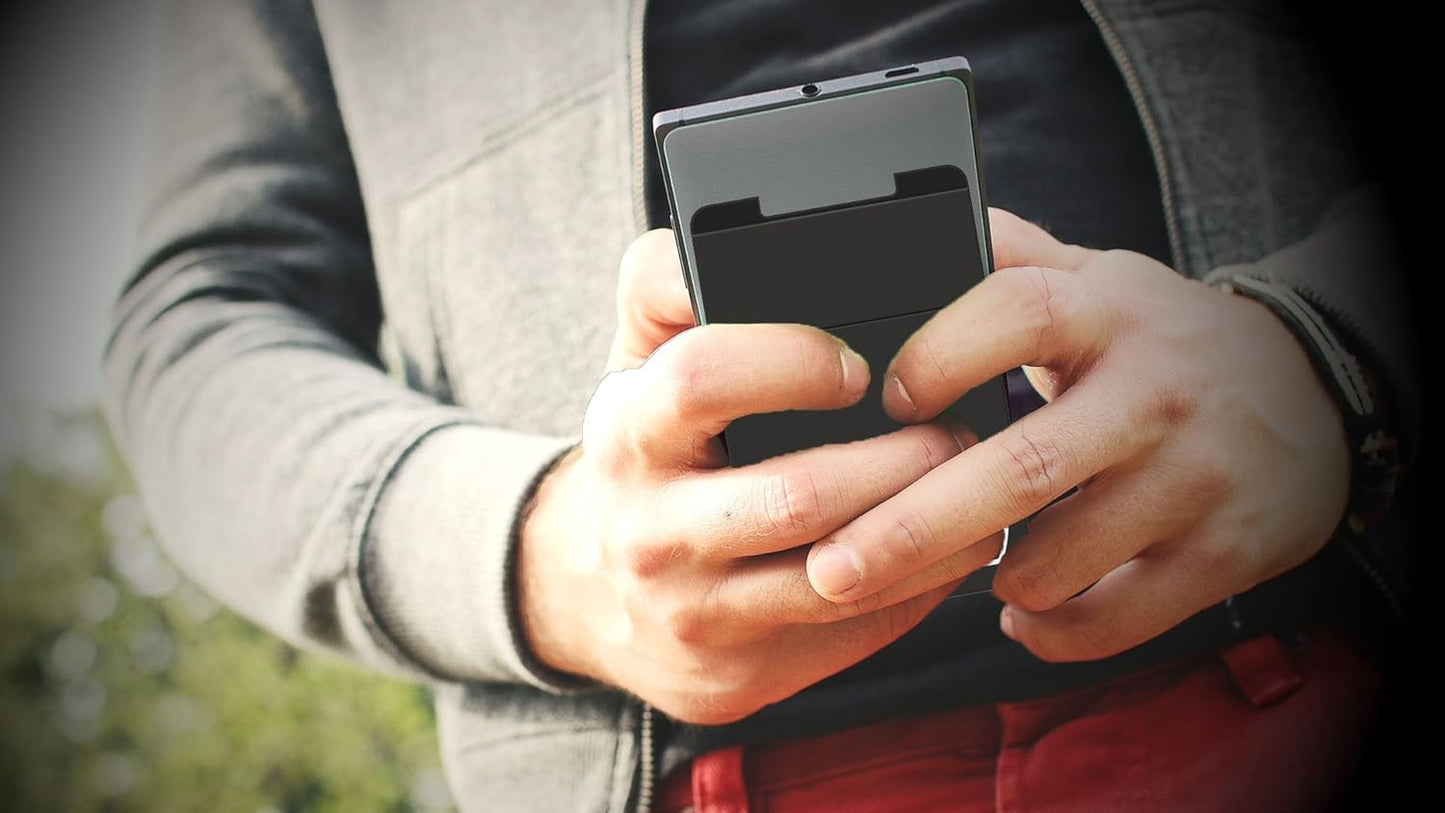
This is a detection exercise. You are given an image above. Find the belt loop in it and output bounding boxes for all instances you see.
[1218,634,1304,708]
[691,745,748,813]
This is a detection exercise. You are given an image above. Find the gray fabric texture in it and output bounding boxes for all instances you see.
[105,1,1416,810]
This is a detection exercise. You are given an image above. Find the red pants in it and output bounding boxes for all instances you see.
[660,630,1380,812]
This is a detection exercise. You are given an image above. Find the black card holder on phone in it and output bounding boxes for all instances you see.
[689,164,1010,466]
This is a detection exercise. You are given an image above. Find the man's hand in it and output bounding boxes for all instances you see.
[804,209,1351,662]
[517,230,989,725]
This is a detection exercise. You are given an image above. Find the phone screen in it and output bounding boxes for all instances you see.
[690,164,1009,465]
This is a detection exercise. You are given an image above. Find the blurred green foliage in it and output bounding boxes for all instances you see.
[0,413,453,812]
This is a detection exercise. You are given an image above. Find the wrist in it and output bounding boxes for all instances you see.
[516,446,596,680]
[1214,275,1401,534]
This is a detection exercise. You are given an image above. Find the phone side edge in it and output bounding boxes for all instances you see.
[652,114,707,325]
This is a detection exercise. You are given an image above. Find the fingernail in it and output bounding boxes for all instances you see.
[888,373,917,421]
[999,607,1018,640]
[840,346,869,398]
[810,543,862,597]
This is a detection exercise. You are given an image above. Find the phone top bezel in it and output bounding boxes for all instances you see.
[651,57,993,325]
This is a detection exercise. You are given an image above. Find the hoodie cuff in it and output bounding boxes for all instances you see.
[1199,188,1418,470]
[357,422,593,692]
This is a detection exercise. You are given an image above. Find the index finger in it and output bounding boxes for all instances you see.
[589,322,869,468]
[657,420,972,561]
[884,265,1111,422]
[988,208,1098,272]
[806,372,1162,603]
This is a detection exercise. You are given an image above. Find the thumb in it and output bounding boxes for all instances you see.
[608,229,697,371]
[988,208,1097,272]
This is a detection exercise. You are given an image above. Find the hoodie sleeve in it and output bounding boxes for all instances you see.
[105,0,588,691]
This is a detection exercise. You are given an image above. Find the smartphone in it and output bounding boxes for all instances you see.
[653,57,1012,468]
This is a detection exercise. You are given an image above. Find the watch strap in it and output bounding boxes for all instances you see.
[1215,275,1401,533]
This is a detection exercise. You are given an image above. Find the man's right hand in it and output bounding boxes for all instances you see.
[516,230,991,726]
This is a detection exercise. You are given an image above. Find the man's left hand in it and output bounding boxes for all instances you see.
[804,208,1352,662]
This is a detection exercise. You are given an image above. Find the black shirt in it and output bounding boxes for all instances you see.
[643,0,1172,262]
[641,0,1173,773]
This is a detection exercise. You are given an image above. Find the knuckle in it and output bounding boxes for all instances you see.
[650,349,709,423]
[1145,372,1199,430]
[887,508,936,564]
[622,539,676,579]
[1022,265,1060,317]
[1105,290,1148,333]
[587,371,662,470]
[996,560,1065,613]
[601,509,663,575]
[660,603,711,646]
[896,333,950,393]
[593,440,633,480]
[993,429,1067,508]
[759,469,826,537]
[616,492,689,579]
[913,426,960,471]
[1188,449,1234,505]
[1006,266,1064,356]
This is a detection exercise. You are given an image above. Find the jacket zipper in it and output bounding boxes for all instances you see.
[627,0,651,237]
[625,7,659,808]
[1078,0,1186,272]
[635,702,656,813]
